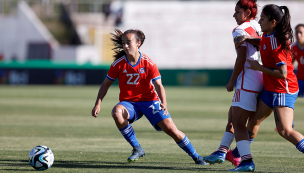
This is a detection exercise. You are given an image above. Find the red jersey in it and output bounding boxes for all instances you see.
[107,52,161,102]
[259,33,298,94]
[291,42,304,80]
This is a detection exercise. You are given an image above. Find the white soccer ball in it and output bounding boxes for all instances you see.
[29,145,54,171]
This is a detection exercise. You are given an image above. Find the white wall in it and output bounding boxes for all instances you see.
[119,1,304,69]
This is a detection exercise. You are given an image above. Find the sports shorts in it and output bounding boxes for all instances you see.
[117,101,171,131]
[231,89,260,112]
[260,90,298,109]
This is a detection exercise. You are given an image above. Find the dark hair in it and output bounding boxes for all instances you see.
[236,0,258,19]
[262,4,293,52]
[110,29,146,60]
[295,24,304,31]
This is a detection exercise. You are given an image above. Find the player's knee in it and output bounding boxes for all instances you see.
[232,121,245,131]
[111,108,124,121]
[277,127,292,138]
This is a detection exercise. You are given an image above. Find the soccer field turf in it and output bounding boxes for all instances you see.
[0,86,304,172]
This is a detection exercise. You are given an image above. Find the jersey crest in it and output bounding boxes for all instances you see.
[139,67,145,74]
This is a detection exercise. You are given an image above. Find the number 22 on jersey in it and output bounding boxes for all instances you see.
[126,73,140,85]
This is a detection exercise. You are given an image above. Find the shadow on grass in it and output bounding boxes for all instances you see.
[52,160,224,172]
[0,159,284,173]
[0,159,35,172]
[0,158,222,172]
[53,161,285,173]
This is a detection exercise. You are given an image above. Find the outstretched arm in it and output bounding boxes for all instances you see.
[153,78,168,115]
[234,35,261,49]
[92,78,114,117]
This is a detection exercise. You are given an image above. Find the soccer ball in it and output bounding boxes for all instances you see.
[29,145,54,170]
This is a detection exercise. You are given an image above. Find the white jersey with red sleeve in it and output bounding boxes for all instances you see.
[260,33,298,94]
[107,52,161,102]
[232,20,264,93]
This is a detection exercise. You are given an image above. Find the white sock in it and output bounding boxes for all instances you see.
[236,140,252,161]
[218,132,234,153]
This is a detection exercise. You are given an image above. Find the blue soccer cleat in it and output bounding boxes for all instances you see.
[193,156,209,165]
[127,145,145,162]
[203,150,226,164]
[228,160,255,172]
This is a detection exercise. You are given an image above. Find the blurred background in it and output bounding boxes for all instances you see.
[0,0,303,86]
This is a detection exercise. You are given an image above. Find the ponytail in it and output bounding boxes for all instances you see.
[110,29,146,61]
[278,6,293,51]
[262,5,293,52]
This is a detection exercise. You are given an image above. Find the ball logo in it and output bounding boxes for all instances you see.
[139,68,145,74]
[263,44,266,50]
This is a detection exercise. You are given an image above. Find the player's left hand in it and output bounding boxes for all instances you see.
[246,59,261,71]
[160,103,168,116]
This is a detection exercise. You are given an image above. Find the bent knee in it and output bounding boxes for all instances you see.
[111,106,128,120]
[232,121,246,130]
[277,128,293,137]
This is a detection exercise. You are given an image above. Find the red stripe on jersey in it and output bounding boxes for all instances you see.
[232,21,251,33]
[236,89,238,102]
[234,90,237,102]
[244,27,261,38]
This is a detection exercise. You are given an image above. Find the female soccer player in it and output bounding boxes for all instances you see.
[292,24,304,97]
[244,4,304,171]
[91,29,208,165]
[203,0,263,171]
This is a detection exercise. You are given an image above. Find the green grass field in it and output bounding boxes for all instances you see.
[1,86,304,173]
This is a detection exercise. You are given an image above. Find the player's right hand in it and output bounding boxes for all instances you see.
[234,35,248,49]
[160,103,168,116]
[226,81,234,92]
[91,105,100,118]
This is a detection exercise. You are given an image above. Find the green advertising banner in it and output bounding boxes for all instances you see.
[0,61,232,86]
[160,69,232,86]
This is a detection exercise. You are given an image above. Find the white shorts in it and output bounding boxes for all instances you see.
[231,89,259,112]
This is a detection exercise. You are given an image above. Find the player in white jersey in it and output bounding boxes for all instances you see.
[203,0,262,171]
[231,20,264,110]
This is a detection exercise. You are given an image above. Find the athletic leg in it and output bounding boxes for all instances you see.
[204,107,234,164]
[157,118,208,165]
[229,106,255,172]
[274,106,304,146]
[246,99,273,139]
[112,103,144,162]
